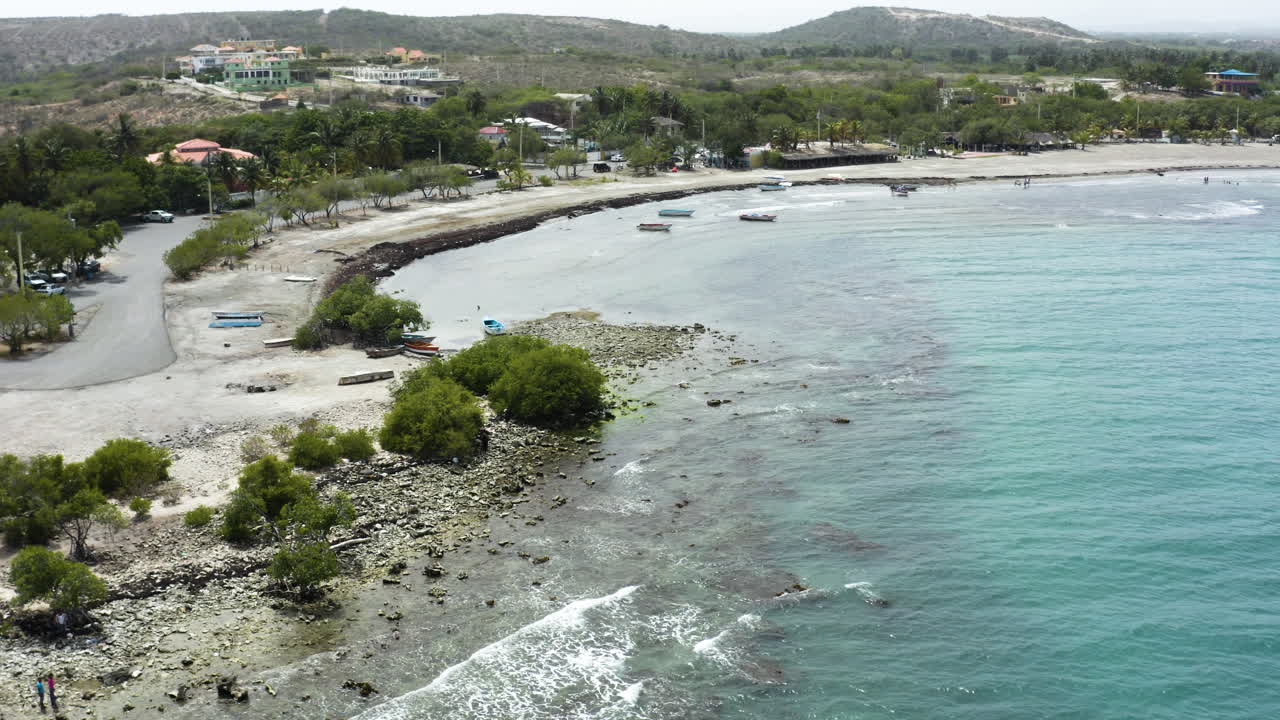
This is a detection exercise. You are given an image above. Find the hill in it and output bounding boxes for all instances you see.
[762,6,1096,47]
[0,9,739,80]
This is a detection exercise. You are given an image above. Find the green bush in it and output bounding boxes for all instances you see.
[289,431,341,470]
[380,377,484,461]
[221,456,314,542]
[348,295,424,346]
[334,429,376,460]
[314,275,376,328]
[0,454,75,547]
[440,335,551,396]
[128,497,152,519]
[292,321,324,350]
[269,541,339,592]
[269,424,295,447]
[184,505,215,527]
[81,438,171,499]
[9,546,107,611]
[489,345,606,428]
[538,175,554,187]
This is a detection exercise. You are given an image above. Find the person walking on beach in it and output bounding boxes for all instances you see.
[34,678,45,712]
[46,674,57,711]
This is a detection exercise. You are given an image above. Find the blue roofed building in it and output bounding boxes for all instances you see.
[1204,69,1261,95]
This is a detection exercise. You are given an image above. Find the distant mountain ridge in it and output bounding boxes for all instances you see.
[761,6,1096,46]
[0,6,1096,80]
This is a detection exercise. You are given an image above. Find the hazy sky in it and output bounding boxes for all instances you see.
[5,1,1278,34]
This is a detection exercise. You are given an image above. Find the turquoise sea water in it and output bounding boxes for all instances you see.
[193,172,1280,719]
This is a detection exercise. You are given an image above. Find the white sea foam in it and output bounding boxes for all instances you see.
[351,586,641,720]
[613,459,647,478]
[618,680,643,704]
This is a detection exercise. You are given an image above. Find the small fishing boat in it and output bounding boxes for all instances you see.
[638,223,672,231]
[658,209,695,217]
[209,320,262,328]
[892,184,920,192]
[365,346,403,358]
[759,184,786,191]
[263,337,293,348]
[739,213,777,222]
[402,343,441,357]
[763,175,786,182]
[213,311,263,319]
[483,317,507,335]
[893,190,909,197]
[400,332,436,343]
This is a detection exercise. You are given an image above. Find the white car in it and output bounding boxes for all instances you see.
[141,210,175,223]
[609,153,625,162]
[33,283,66,296]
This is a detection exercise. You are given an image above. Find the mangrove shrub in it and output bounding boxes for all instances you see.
[489,345,606,428]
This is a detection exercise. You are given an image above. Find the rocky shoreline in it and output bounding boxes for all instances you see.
[0,317,722,718]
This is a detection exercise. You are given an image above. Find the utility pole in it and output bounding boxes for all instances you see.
[206,171,214,215]
[437,138,442,165]
[16,231,22,289]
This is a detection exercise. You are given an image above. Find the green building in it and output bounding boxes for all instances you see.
[218,56,313,92]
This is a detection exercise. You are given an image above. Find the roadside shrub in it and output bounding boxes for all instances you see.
[314,275,376,328]
[334,429,376,460]
[128,497,152,519]
[443,335,551,396]
[297,417,325,435]
[538,175,554,187]
[82,438,172,498]
[289,431,341,470]
[240,435,271,463]
[184,505,215,527]
[489,345,606,428]
[380,377,484,461]
[9,546,107,611]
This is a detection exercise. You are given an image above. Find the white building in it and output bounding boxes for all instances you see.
[180,42,301,75]
[329,66,460,86]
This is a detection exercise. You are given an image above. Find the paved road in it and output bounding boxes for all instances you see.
[1,217,200,390]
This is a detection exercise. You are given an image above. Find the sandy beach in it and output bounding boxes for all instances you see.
[2,143,1276,461]
[0,142,1277,714]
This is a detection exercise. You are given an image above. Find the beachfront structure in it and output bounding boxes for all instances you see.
[773,145,898,170]
[145,138,256,166]
[385,47,441,64]
[218,57,314,92]
[180,40,302,75]
[1205,69,1260,95]
[328,65,461,87]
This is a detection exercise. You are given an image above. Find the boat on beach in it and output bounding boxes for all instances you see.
[213,311,263,319]
[402,343,441,357]
[365,346,403,358]
[763,175,786,182]
[483,317,507,335]
[893,190,909,197]
[400,332,436,343]
[658,209,695,217]
[759,184,787,191]
[739,213,778,222]
[638,223,673,231]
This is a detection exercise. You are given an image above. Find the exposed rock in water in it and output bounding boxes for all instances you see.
[342,679,378,697]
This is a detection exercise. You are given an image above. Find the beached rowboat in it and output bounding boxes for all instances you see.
[213,312,263,319]
[483,317,507,335]
[402,345,441,358]
[658,209,695,217]
[759,184,786,191]
[400,333,436,343]
[739,213,777,222]
[638,223,673,231]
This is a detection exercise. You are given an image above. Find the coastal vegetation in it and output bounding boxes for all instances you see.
[162,210,269,280]
[0,291,74,354]
[380,376,485,460]
[0,439,171,560]
[489,345,607,428]
[8,546,107,613]
[295,274,424,349]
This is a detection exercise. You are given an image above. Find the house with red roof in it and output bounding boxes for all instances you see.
[146,139,257,166]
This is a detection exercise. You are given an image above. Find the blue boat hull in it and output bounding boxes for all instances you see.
[658,210,695,217]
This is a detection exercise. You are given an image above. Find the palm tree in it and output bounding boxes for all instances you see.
[41,138,71,173]
[210,150,239,191]
[110,113,139,158]
[308,117,345,179]
[465,90,487,118]
[236,158,269,207]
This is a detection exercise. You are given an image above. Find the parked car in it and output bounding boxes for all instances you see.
[609,153,626,162]
[141,209,175,223]
[32,283,65,296]
[40,268,68,283]
[78,259,102,274]
[592,162,612,173]
[480,168,500,180]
